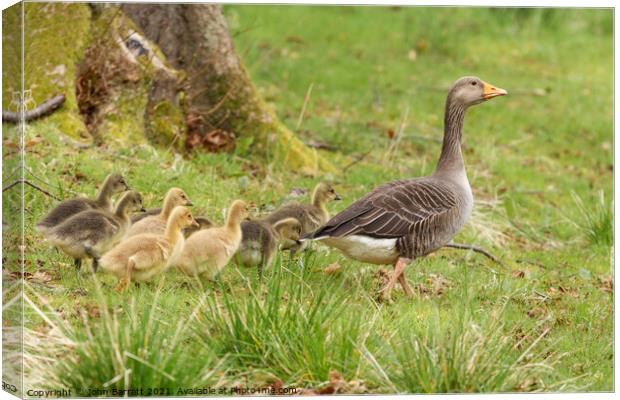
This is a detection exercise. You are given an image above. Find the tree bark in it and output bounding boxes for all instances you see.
[121,4,333,174]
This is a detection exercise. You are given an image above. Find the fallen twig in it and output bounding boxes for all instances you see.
[2,94,66,123]
[58,133,91,149]
[343,148,373,173]
[3,179,61,201]
[445,242,503,266]
[307,140,337,151]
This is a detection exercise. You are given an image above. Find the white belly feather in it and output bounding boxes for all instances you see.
[320,235,399,265]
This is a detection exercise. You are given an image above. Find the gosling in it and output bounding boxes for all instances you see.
[125,188,193,238]
[235,217,302,277]
[175,200,249,279]
[45,191,145,274]
[264,182,340,253]
[133,212,212,237]
[100,206,199,292]
[36,173,129,234]
[182,216,214,237]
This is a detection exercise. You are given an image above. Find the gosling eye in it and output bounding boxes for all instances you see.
[471,81,477,86]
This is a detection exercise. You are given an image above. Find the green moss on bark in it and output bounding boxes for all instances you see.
[144,99,186,149]
[13,3,91,139]
[79,6,185,148]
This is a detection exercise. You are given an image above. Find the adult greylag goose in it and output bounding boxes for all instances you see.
[301,76,507,297]
[264,182,340,253]
[36,173,130,234]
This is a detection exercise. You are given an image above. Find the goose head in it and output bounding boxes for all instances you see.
[119,191,146,214]
[449,76,507,108]
[313,182,341,205]
[106,173,131,194]
[274,217,303,243]
[170,206,199,229]
[227,200,251,226]
[166,187,193,207]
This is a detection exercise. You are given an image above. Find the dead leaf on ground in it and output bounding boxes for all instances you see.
[329,370,344,388]
[299,372,367,395]
[3,140,19,149]
[427,273,453,295]
[30,270,56,284]
[25,136,43,149]
[71,288,88,297]
[287,187,308,198]
[512,270,525,279]
[527,307,545,318]
[557,286,580,298]
[324,262,341,275]
[4,270,33,280]
[286,35,306,44]
[86,304,100,319]
[72,171,87,183]
[416,38,428,52]
[598,276,613,293]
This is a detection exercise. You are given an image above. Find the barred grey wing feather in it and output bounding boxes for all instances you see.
[310,179,457,240]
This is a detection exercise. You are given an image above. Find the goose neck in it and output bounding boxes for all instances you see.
[160,197,175,219]
[165,220,182,244]
[436,100,466,173]
[96,179,113,208]
[114,198,131,220]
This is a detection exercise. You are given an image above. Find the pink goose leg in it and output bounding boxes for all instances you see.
[381,257,413,298]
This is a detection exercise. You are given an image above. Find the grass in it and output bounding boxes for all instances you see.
[568,190,613,247]
[3,5,613,395]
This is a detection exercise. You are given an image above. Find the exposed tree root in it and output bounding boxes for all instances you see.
[2,94,66,123]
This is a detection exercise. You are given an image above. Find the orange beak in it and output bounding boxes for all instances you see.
[482,81,508,100]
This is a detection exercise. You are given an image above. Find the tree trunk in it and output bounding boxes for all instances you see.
[121,4,333,175]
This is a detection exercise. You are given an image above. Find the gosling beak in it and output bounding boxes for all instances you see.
[191,219,200,228]
[186,200,194,206]
[482,81,508,100]
[334,193,342,201]
[140,207,147,212]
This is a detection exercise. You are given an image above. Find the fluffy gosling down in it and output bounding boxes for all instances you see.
[182,216,214,237]
[45,191,145,275]
[264,182,340,253]
[175,200,249,279]
[100,206,199,292]
[36,173,129,234]
[235,217,302,276]
[125,187,193,238]
[302,77,507,298]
